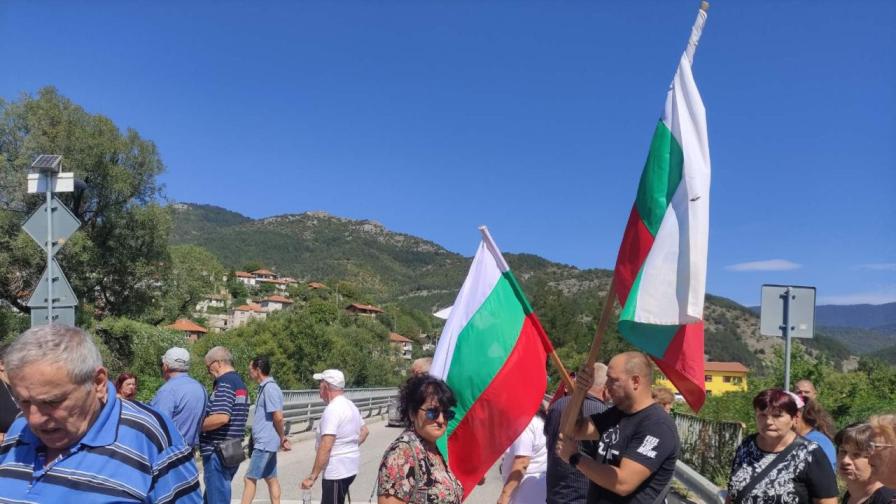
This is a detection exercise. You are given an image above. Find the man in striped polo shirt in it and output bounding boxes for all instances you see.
[200,346,249,503]
[0,324,201,503]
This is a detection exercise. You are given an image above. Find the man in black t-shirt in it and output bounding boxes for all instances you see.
[557,352,680,504]
[545,363,610,504]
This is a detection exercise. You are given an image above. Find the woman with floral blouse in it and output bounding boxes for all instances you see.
[377,374,463,504]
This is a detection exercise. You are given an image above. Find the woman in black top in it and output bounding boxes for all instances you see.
[727,389,838,504]
[835,423,895,504]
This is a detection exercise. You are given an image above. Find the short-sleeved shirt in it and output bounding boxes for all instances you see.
[251,377,284,452]
[803,429,836,472]
[149,373,207,448]
[0,381,201,503]
[545,394,608,504]
[501,415,548,504]
[316,394,365,479]
[0,380,20,434]
[842,487,896,504]
[587,403,679,504]
[727,434,838,504]
[377,429,463,504]
[199,370,249,456]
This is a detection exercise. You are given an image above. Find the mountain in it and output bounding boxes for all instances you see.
[168,202,856,371]
[748,303,896,355]
[815,303,896,328]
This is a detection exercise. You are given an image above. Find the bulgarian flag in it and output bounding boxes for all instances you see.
[431,227,553,500]
[613,6,711,413]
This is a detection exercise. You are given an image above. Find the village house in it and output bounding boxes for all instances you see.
[388,332,413,360]
[165,319,208,343]
[234,271,256,286]
[345,303,384,317]
[231,303,267,327]
[655,360,749,397]
[259,295,294,312]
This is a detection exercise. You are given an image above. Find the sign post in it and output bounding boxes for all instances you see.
[24,155,80,327]
[760,284,816,390]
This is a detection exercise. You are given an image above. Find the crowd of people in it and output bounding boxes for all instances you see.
[0,325,894,504]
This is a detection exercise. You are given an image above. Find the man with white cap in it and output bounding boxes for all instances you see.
[150,347,208,449]
[301,369,369,504]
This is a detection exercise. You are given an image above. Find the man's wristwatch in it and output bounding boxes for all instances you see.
[569,453,582,468]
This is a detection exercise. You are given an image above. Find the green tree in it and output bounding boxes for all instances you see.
[0,87,170,322]
[154,245,226,322]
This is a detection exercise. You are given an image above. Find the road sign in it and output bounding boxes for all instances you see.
[22,197,81,255]
[759,284,816,338]
[27,172,75,193]
[27,259,78,307]
[30,306,76,327]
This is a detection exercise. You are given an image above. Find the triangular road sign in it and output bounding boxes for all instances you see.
[27,259,78,307]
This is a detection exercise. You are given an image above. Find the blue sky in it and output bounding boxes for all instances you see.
[2,1,894,307]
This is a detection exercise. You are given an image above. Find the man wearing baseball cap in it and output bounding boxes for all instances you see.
[301,369,369,504]
[150,347,208,449]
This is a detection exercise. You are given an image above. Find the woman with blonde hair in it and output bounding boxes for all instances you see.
[868,414,896,488]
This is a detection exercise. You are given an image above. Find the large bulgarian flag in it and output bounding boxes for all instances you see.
[613,5,711,413]
[431,227,553,500]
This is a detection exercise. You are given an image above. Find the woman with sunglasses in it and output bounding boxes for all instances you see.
[868,414,896,489]
[834,423,894,504]
[377,374,463,504]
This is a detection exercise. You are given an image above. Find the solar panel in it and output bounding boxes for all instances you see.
[31,154,63,171]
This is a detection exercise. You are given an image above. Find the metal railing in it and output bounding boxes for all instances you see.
[271,387,399,434]
[673,412,744,486]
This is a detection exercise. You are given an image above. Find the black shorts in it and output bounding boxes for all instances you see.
[322,475,356,504]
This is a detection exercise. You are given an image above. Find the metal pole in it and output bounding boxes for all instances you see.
[45,174,54,324]
[782,287,792,390]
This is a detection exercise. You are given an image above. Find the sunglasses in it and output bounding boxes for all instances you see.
[423,407,456,422]
[870,441,895,452]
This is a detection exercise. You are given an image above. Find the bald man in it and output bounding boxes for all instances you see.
[793,379,817,402]
[556,352,679,504]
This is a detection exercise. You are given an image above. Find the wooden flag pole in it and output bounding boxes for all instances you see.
[549,349,575,392]
[560,277,616,436]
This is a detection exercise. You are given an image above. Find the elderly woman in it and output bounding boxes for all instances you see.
[115,371,138,401]
[727,389,838,504]
[377,375,463,504]
[868,414,896,489]
[834,423,894,504]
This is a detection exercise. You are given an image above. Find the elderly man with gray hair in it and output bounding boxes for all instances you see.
[0,325,201,503]
[200,345,249,503]
[150,347,208,450]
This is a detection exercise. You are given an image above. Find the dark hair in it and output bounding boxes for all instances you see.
[115,372,137,393]
[251,356,271,375]
[834,422,873,458]
[398,374,456,428]
[753,388,798,417]
[801,398,834,438]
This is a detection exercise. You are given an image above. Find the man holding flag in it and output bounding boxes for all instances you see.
[556,352,679,504]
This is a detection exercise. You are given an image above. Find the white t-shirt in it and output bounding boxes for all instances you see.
[501,415,548,504]
[316,395,365,479]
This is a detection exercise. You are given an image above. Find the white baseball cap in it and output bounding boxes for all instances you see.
[313,369,345,388]
[162,347,191,370]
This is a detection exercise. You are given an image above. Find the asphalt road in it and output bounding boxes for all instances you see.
[218,416,506,504]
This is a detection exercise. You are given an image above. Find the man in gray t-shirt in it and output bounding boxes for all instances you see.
[241,356,290,504]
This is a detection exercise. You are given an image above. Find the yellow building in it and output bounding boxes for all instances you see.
[655,361,749,397]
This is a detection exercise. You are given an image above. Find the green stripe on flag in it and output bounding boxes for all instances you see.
[443,273,527,438]
[636,120,684,236]
[618,267,678,357]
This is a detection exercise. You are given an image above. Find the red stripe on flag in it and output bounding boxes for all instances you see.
[447,314,548,500]
[614,205,655,305]
[652,322,706,412]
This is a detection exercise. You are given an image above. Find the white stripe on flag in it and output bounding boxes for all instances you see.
[430,241,502,379]
[634,51,710,325]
